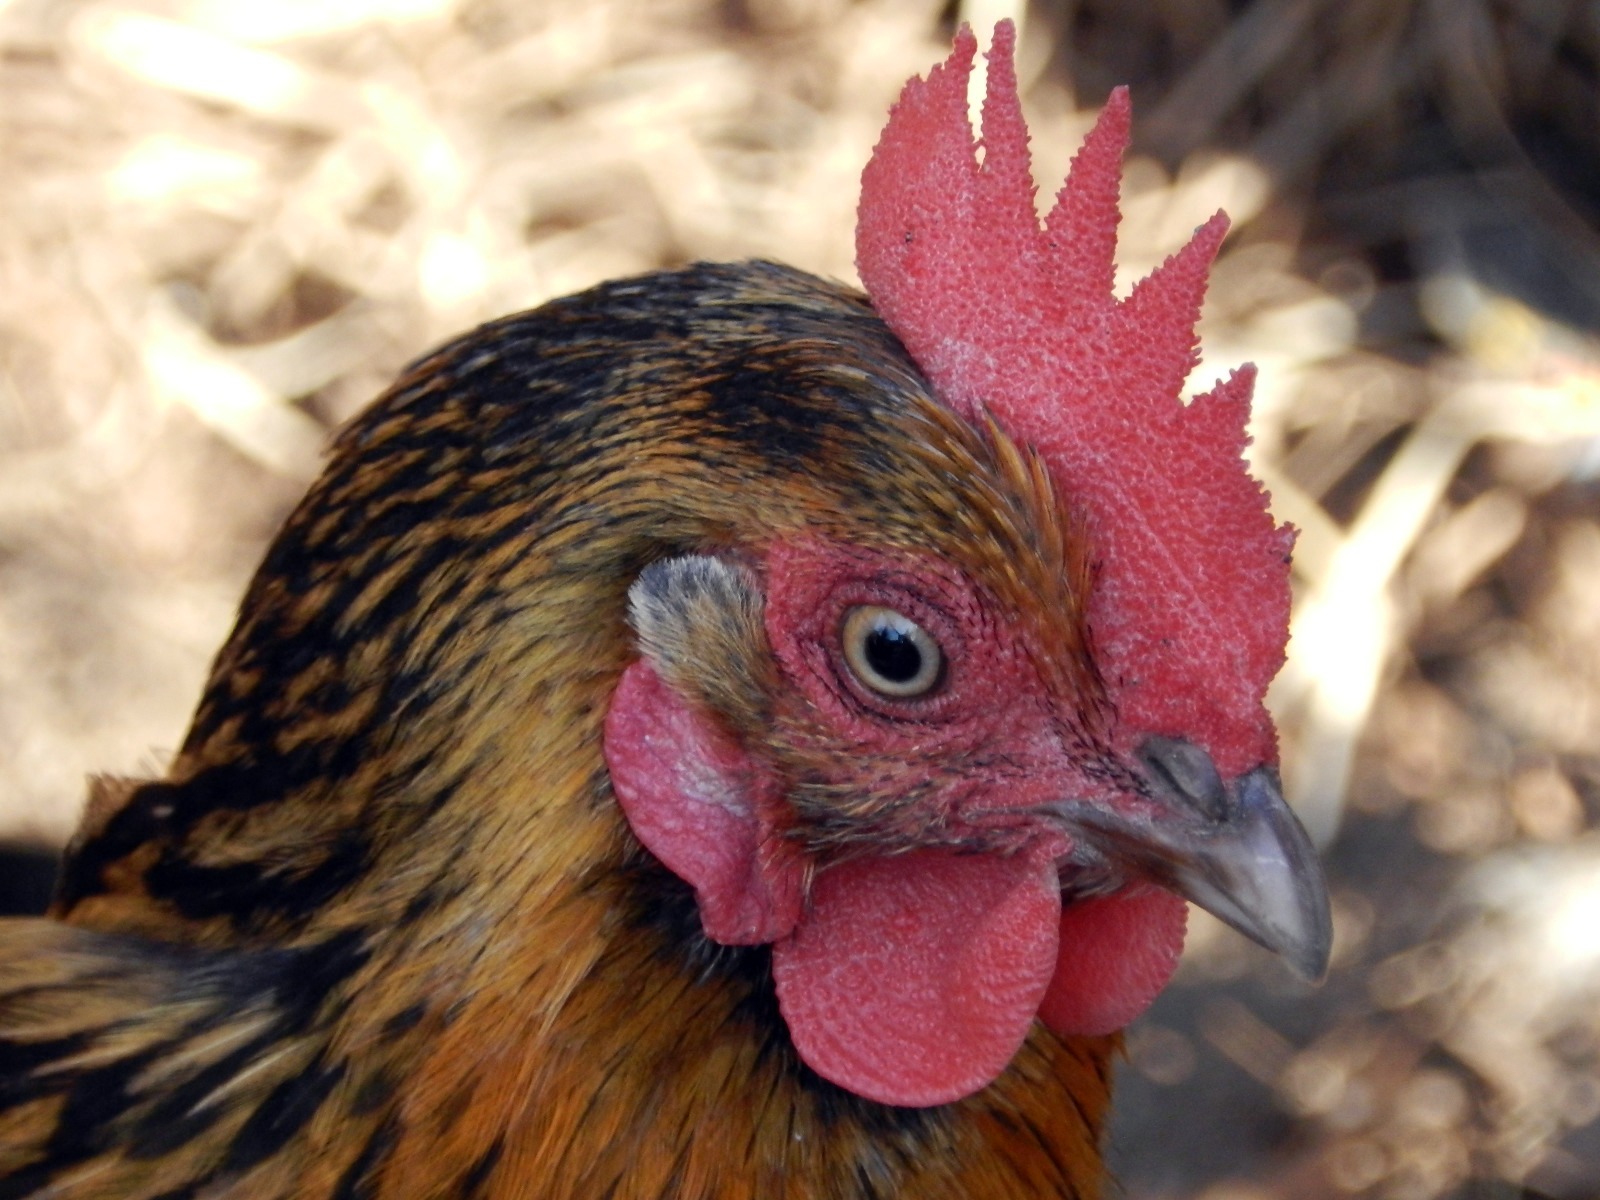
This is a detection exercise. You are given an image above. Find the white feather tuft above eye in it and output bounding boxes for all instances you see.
[625,555,768,718]
[627,556,761,653]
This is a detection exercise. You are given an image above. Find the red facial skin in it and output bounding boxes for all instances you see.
[613,19,1292,1109]
[606,536,1187,1107]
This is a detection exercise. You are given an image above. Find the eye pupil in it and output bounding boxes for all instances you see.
[864,625,922,684]
[840,605,943,699]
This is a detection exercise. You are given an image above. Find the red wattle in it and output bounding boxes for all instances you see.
[1037,887,1188,1036]
[771,847,1061,1108]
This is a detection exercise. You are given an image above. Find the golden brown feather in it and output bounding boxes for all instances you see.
[0,262,1119,1198]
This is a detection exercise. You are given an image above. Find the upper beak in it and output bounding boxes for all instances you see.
[1054,737,1332,982]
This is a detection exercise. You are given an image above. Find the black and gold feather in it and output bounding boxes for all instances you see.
[1,262,1112,1199]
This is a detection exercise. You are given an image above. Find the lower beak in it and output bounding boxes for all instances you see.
[1053,737,1332,982]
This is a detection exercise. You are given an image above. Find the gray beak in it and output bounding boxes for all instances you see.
[1056,737,1332,982]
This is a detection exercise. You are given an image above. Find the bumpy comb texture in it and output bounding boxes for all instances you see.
[857,21,1294,778]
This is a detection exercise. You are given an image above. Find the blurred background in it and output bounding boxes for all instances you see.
[2,0,1598,1195]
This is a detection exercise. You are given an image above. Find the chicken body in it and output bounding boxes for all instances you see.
[1,262,1129,1198]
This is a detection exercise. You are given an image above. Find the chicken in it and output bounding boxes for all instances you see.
[0,21,1328,1199]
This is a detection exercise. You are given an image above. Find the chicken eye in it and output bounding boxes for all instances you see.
[840,606,943,698]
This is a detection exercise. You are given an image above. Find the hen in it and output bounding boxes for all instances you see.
[0,22,1328,1200]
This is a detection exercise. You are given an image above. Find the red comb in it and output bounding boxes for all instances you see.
[856,21,1293,776]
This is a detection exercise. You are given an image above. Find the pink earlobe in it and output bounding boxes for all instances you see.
[604,661,803,945]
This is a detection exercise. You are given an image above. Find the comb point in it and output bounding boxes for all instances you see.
[976,19,1041,272]
[1111,210,1232,405]
[1045,89,1133,313]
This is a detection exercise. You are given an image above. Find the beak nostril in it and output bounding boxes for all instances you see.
[1051,746,1332,983]
[1138,736,1228,822]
